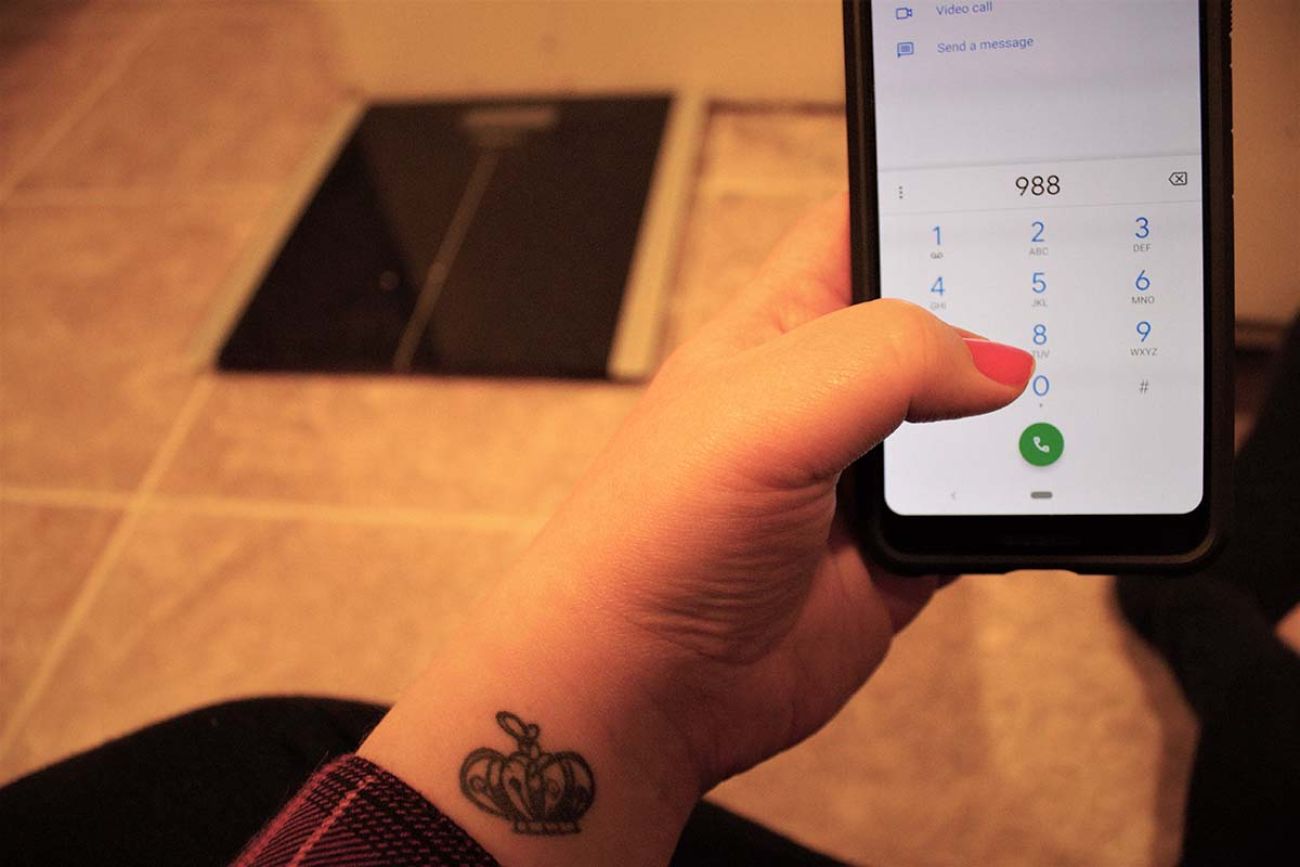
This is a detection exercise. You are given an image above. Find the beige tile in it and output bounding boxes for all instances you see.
[711,573,1196,867]
[0,509,530,782]
[0,196,263,489]
[664,107,857,357]
[0,501,120,733]
[664,191,830,353]
[158,376,641,516]
[0,4,158,189]
[17,3,345,193]
[701,106,848,188]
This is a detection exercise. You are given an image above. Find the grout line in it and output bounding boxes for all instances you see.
[0,377,213,762]
[0,183,279,209]
[0,8,170,203]
[134,380,215,496]
[0,487,133,512]
[0,486,543,532]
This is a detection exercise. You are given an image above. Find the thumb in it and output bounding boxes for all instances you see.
[727,298,1033,483]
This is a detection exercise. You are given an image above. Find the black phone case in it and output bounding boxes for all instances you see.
[841,0,1234,574]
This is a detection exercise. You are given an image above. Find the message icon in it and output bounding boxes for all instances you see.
[897,41,916,57]
[896,6,914,19]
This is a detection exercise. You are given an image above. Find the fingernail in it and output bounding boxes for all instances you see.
[963,338,1034,387]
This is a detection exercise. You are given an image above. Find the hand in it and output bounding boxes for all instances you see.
[526,193,1033,785]
[361,194,1032,866]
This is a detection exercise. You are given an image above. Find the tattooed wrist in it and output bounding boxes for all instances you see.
[459,711,596,835]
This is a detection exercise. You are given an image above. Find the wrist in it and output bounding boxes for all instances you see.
[359,566,702,866]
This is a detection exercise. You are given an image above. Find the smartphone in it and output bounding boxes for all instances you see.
[843,0,1233,573]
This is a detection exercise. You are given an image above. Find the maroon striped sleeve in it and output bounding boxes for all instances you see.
[233,755,498,866]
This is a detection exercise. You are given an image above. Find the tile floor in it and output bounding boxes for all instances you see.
[0,4,1211,866]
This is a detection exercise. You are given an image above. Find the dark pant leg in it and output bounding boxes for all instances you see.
[1180,628,1300,867]
[672,801,846,866]
[1116,315,1300,866]
[0,697,386,867]
[0,697,846,866]
[1212,315,1300,624]
[1117,575,1300,866]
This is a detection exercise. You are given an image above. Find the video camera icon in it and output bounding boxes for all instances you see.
[896,6,914,19]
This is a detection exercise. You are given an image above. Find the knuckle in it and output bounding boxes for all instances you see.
[868,299,944,387]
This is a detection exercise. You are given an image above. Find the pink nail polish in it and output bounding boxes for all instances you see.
[963,338,1034,387]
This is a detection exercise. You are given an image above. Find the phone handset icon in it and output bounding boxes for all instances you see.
[1020,423,1064,467]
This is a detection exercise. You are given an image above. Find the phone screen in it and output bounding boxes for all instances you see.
[870,0,1206,517]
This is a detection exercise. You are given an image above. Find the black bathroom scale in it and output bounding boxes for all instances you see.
[210,96,696,380]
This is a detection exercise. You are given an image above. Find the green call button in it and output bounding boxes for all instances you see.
[1019,422,1064,467]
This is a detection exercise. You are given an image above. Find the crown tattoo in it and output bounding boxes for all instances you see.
[459,711,595,835]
